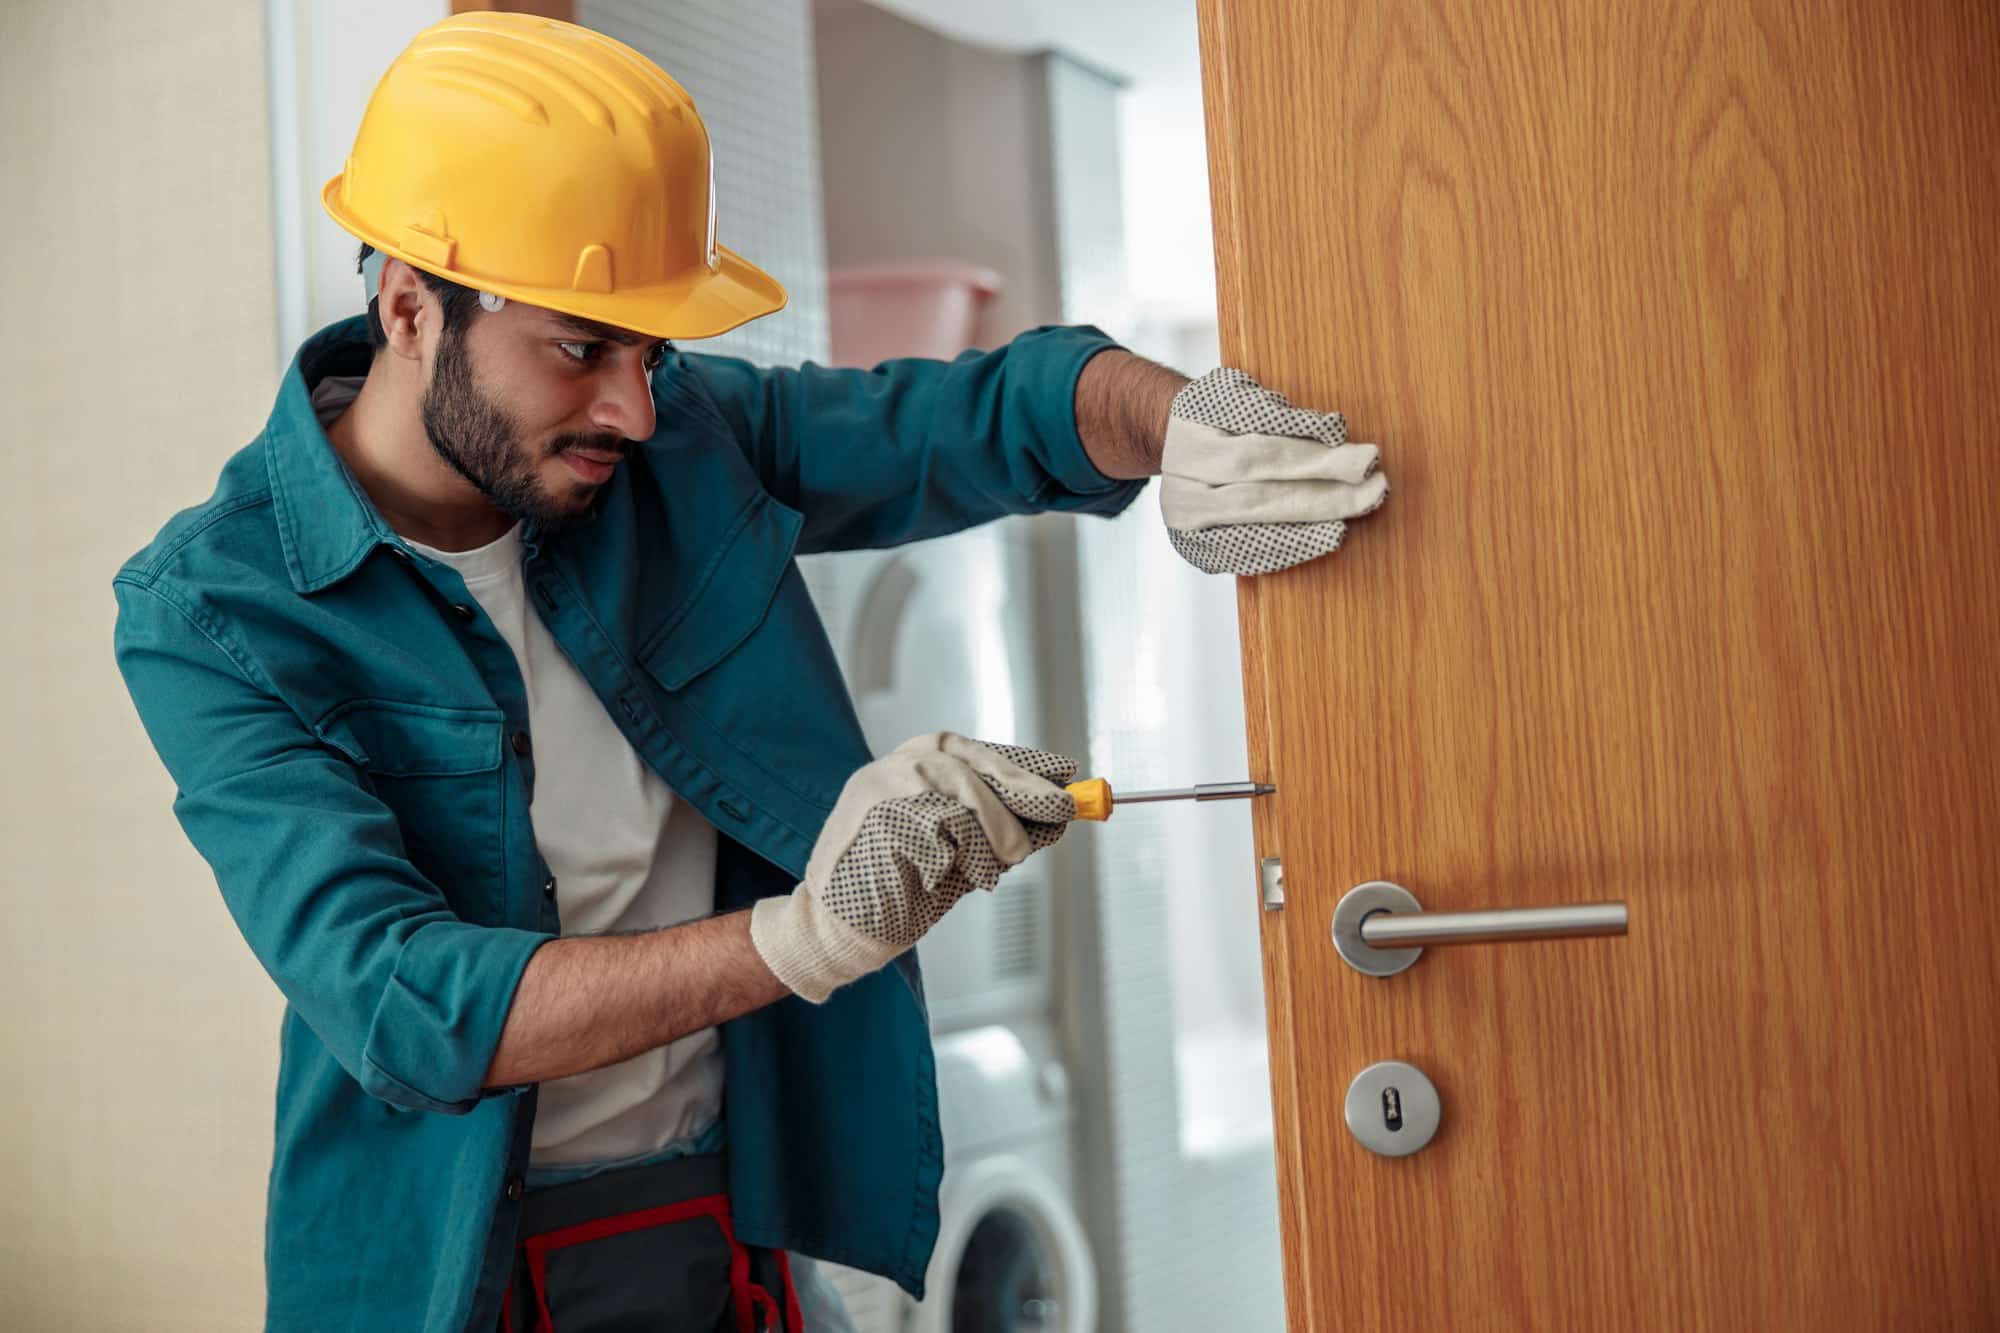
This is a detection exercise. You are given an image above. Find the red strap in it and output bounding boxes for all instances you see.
[774,1250,804,1332]
[742,1249,804,1333]
[727,1220,755,1333]
[748,1284,779,1330]
[524,1192,734,1254]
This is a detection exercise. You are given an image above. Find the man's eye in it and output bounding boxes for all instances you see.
[559,341,600,362]
[644,342,668,372]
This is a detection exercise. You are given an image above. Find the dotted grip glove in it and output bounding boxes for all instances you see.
[749,732,1078,1003]
[1162,367,1390,575]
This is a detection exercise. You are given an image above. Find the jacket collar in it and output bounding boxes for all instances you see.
[265,317,413,595]
[265,317,553,594]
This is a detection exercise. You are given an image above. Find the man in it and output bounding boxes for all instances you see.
[111,13,1386,1332]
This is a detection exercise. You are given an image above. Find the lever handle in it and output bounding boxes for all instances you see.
[1333,881,1628,977]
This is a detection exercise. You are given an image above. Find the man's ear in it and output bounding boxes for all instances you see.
[378,258,428,362]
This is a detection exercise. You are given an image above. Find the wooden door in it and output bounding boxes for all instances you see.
[1196,0,2000,1326]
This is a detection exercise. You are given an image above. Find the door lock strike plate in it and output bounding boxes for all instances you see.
[1261,857,1285,912]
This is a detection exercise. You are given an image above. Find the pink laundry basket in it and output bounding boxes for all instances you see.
[826,262,1006,368]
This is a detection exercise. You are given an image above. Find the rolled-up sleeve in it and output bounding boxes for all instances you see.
[669,323,1148,554]
[111,576,551,1115]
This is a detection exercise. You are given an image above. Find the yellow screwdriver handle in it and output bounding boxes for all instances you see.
[1066,778,1113,821]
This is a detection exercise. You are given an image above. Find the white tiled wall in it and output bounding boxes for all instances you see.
[579,0,831,367]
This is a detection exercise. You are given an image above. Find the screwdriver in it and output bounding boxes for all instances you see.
[1064,778,1275,821]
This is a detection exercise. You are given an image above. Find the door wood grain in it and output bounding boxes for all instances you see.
[1197,0,2000,1325]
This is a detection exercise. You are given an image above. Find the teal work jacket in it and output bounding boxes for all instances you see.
[110,316,1143,1332]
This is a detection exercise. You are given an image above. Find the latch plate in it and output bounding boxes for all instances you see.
[1260,856,1285,912]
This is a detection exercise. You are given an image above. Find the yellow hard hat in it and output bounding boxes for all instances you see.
[321,12,786,341]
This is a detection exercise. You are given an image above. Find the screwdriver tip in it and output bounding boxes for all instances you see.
[1255,783,1276,795]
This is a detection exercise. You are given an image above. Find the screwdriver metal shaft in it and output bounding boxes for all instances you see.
[1113,782,1276,804]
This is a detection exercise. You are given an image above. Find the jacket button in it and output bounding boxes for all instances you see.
[510,730,532,757]
[542,874,557,898]
[504,1177,524,1202]
[450,603,477,623]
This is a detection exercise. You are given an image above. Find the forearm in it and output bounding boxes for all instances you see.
[482,909,790,1089]
[1073,348,1189,479]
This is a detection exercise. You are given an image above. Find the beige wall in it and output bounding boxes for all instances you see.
[1,2,280,1328]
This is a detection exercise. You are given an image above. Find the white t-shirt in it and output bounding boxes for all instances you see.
[314,377,723,1169]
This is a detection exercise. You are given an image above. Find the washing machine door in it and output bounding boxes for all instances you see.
[913,1155,1096,1333]
[841,526,1059,1028]
[843,525,1041,755]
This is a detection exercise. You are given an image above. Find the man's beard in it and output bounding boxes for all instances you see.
[419,323,628,540]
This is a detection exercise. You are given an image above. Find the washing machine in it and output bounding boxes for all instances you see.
[797,524,1058,1033]
[820,1021,1097,1333]
[798,527,1097,1331]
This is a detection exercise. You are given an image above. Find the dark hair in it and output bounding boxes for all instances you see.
[358,243,482,349]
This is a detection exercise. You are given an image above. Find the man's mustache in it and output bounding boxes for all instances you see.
[551,433,631,459]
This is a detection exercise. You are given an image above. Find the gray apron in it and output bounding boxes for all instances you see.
[498,1152,802,1332]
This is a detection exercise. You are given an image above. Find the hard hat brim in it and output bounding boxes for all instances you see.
[321,176,788,342]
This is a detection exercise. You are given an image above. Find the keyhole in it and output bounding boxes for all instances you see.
[1382,1085,1404,1132]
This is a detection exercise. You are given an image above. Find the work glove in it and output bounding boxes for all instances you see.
[1161,367,1390,576]
[749,732,1078,1003]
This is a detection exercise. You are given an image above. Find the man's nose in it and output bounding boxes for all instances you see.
[589,355,658,441]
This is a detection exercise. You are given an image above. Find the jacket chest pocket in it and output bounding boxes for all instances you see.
[637,492,862,823]
[637,490,803,690]
[314,701,510,923]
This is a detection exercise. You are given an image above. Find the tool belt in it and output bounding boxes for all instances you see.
[498,1152,802,1332]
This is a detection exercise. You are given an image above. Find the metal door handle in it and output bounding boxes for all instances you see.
[1333,881,1628,977]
